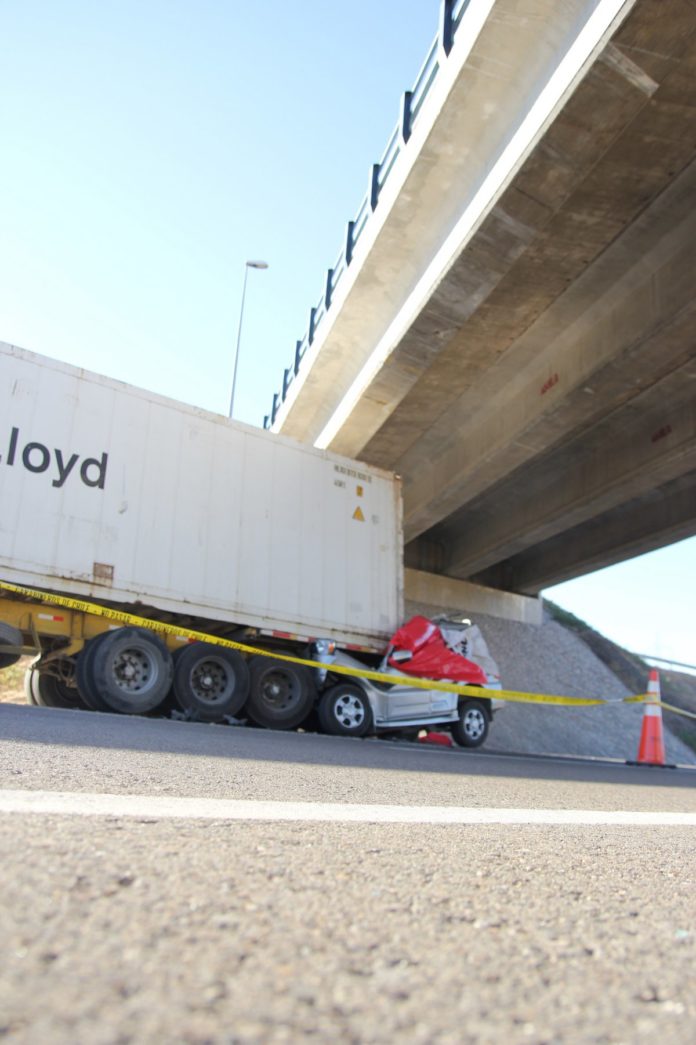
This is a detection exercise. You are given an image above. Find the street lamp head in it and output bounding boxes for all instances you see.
[246,260,269,269]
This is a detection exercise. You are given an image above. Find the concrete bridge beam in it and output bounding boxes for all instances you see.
[439,387,696,578]
[473,469,696,593]
[402,161,696,541]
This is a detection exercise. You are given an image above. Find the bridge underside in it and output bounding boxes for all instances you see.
[280,0,696,594]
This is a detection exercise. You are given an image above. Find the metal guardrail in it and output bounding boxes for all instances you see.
[263,0,473,428]
[637,654,696,674]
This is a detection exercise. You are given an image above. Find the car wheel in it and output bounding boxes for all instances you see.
[451,699,489,748]
[90,628,173,715]
[246,656,315,730]
[173,643,250,721]
[318,684,372,737]
[0,622,23,669]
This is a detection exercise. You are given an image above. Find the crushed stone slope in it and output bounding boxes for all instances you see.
[472,612,695,764]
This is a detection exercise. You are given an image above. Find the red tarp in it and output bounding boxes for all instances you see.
[387,616,488,686]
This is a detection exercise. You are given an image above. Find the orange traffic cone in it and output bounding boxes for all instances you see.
[635,669,666,766]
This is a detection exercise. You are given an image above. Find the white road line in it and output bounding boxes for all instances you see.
[0,790,694,826]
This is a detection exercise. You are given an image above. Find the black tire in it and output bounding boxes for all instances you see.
[246,655,316,730]
[76,635,110,711]
[0,622,23,669]
[318,683,373,737]
[451,699,490,748]
[25,657,86,710]
[90,628,173,715]
[173,643,250,722]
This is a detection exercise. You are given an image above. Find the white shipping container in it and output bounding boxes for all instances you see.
[0,342,403,650]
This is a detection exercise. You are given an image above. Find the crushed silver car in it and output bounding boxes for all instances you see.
[311,616,503,748]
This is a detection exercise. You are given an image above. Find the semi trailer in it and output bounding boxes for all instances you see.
[0,341,403,727]
[0,341,499,744]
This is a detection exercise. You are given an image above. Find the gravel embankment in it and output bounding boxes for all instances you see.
[469,612,696,765]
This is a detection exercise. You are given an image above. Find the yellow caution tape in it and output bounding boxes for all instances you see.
[658,700,696,721]
[0,579,687,714]
[614,693,696,720]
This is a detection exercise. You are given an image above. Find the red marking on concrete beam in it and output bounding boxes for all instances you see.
[651,424,672,444]
[540,373,559,395]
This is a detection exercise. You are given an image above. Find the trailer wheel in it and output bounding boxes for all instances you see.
[90,628,173,715]
[246,656,315,730]
[76,635,111,711]
[0,623,23,669]
[173,643,250,721]
[318,684,372,737]
[25,657,86,710]
[451,699,489,748]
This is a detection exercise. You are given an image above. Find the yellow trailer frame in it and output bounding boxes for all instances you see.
[0,592,188,664]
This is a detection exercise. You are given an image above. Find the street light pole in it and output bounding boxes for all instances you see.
[229,259,268,419]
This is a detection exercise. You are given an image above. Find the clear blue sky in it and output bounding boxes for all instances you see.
[1,0,694,667]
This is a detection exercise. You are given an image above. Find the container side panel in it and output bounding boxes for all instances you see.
[158,413,215,601]
[50,374,118,580]
[322,462,350,631]
[296,450,325,631]
[201,421,244,609]
[267,439,303,622]
[235,433,273,618]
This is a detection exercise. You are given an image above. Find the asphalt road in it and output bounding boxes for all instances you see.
[1,704,694,1044]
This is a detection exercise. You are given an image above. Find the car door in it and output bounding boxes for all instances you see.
[382,678,454,723]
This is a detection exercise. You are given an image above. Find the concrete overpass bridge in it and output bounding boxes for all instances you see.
[264,0,696,618]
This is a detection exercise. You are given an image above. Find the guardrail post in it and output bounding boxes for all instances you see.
[369,163,380,211]
[345,220,355,265]
[308,307,318,345]
[325,267,334,309]
[440,0,455,56]
[271,393,280,425]
[282,367,292,400]
[401,90,413,143]
[294,339,305,375]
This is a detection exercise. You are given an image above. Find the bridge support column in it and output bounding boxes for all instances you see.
[404,568,542,626]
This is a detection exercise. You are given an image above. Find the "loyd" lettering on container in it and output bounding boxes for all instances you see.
[1,427,108,489]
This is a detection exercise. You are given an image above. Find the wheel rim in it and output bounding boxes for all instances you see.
[189,658,232,707]
[259,670,301,711]
[112,647,158,694]
[333,693,365,729]
[463,707,486,740]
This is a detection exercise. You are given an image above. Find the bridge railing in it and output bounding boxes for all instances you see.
[408,37,440,130]
[264,0,473,428]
